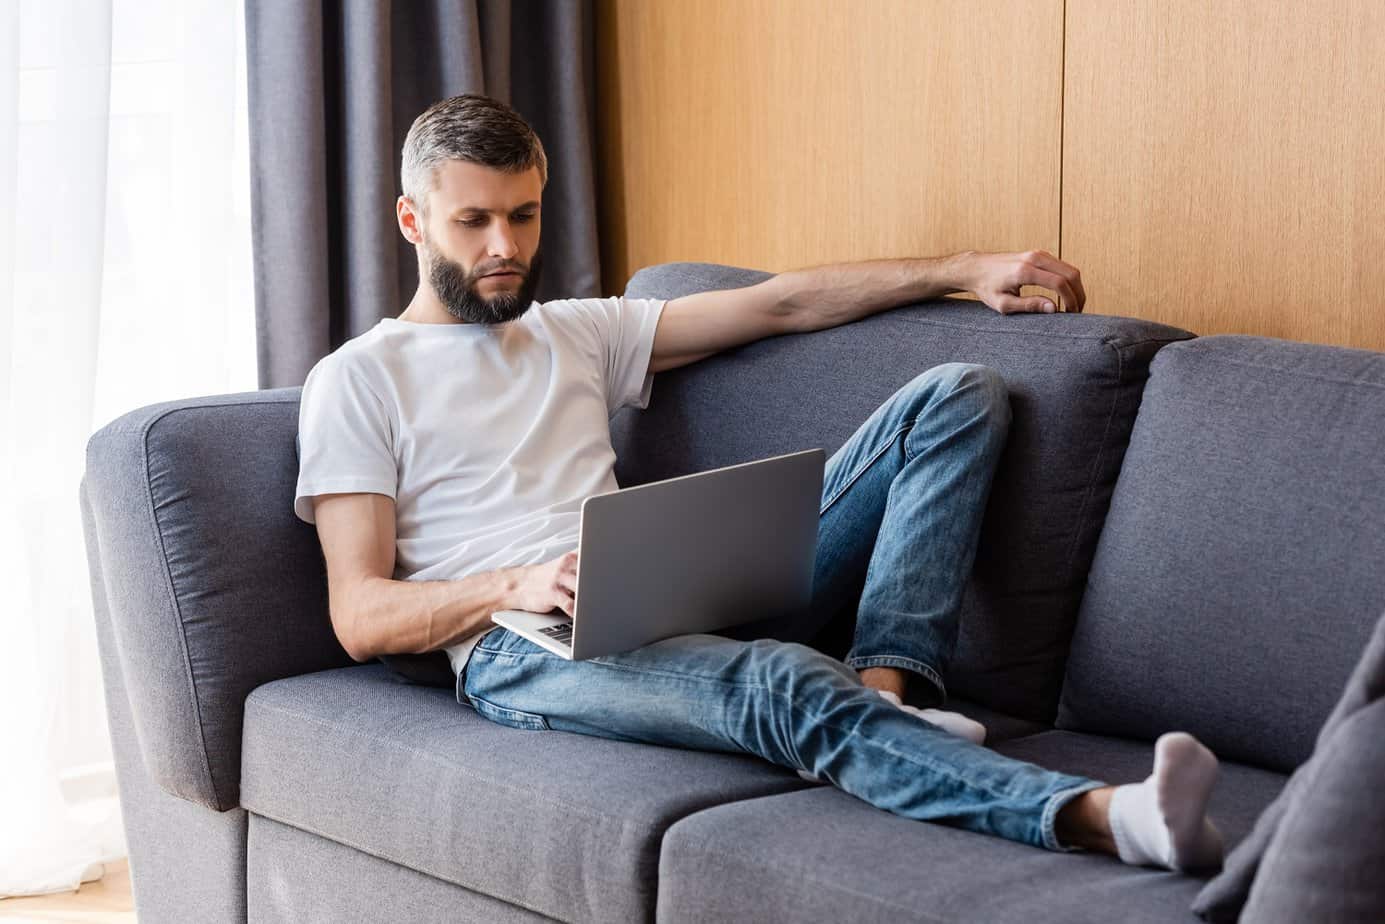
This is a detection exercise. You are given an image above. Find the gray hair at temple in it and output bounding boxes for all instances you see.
[400,94,548,212]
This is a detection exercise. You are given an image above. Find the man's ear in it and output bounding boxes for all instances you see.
[396,195,424,245]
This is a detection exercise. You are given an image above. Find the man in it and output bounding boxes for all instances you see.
[294,94,1223,871]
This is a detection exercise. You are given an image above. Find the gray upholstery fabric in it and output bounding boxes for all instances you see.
[1239,700,1385,922]
[246,0,601,389]
[1058,336,1385,772]
[81,482,248,923]
[948,697,1049,744]
[1194,610,1385,922]
[248,815,552,924]
[621,262,1195,722]
[81,389,354,810]
[239,664,814,922]
[655,731,1286,924]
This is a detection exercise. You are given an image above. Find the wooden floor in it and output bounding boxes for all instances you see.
[0,861,134,923]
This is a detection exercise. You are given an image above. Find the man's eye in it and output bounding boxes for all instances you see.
[461,218,486,228]
[513,212,536,223]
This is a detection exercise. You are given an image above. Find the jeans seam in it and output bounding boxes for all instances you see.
[843,655,947,701]
[771,689,1025,804]
[473,640,783,693]
[899,412,932,465]
[821,399,948,514]
[819,422,912,514]
[467,691,551,730]
[570,652,793,691]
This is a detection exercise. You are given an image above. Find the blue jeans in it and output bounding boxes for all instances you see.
[460,363,1106,850]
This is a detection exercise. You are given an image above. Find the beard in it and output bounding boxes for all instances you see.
[423,239,544,326]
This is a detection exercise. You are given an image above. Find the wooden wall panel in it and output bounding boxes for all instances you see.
[595,0,1065,298]
[1063,1,1385,349]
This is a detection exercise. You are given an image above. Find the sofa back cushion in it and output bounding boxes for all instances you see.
[82,390,354,811]
[618,262,1194,721]
[1057,335,1385,772]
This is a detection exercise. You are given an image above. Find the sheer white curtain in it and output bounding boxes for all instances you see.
[0,0,255,897]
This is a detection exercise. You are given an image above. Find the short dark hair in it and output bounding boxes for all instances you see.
[400,94,548,208]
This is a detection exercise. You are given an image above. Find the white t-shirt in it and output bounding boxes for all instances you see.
[294,296,667,676]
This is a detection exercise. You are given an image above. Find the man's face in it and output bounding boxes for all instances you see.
[413,160,544,325]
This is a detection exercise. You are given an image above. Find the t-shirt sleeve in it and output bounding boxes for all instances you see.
[597,295,667,415]
[293,354,398,525]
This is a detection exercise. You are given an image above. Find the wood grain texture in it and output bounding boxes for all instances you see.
[1063,0,1385,349]
[596,0,1065,300]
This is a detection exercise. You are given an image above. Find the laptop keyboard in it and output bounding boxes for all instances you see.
[539,621,574,645]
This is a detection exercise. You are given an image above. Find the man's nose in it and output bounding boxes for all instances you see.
[487,222,519,260]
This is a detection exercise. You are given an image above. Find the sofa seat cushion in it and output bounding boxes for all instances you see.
[240,664,812,923]
[655,731,1286,924]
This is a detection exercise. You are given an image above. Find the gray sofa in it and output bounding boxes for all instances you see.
[80,262,1385,922]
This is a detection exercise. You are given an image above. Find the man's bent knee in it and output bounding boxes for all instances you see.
[911,363,1012,427]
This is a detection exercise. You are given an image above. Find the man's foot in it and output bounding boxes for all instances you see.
[876,689,987,746]
[1108,732,1225,871]
[795,689,987,784]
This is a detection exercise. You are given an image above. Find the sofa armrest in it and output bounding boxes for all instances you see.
[81,388,354,811]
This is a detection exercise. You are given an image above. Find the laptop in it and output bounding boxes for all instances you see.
[489,448,825,659]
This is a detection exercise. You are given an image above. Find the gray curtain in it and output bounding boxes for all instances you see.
[246,0,601,389]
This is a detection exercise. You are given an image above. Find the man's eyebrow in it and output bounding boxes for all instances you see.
[457,201,541,215]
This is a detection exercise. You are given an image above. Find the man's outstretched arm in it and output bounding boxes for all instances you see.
[648,250,1086,374]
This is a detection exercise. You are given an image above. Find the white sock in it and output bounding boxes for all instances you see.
[877,689,988,746]
[1107,732,1225,871]
[796,688,988,783]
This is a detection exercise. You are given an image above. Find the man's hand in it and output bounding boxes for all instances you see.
[507,551,579,617]
[962,249,1086,315]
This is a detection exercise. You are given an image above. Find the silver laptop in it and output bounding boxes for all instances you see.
[490,448,825,659]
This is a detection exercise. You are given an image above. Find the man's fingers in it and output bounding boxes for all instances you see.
[1027,250,1086,311]
[1023,264,1079,312]
[1023,266,1081,315]
[993,294,1055,314]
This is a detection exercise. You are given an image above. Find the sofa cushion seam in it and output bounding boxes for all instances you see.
[663,832,951,924]
[248,810,564,921]
[882,313,1188,345]
[1062,336,1125,575]
[1165,347,1385,390]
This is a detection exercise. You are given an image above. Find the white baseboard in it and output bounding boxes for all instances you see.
[59,761,118,804]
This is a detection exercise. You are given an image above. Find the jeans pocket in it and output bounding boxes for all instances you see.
[478,626,552,657]
[467,692,552,731]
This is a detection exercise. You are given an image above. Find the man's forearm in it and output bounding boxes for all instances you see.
[341,570,518,662]
[772,253,977,334]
